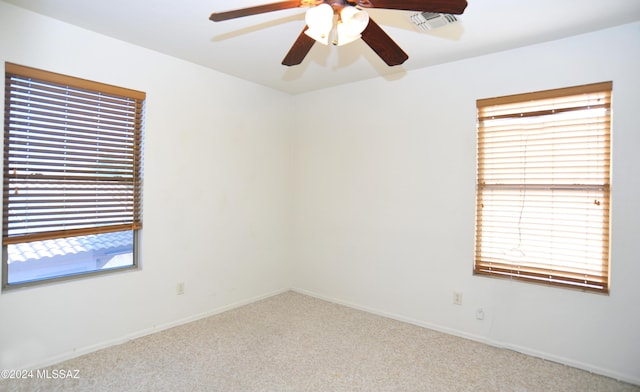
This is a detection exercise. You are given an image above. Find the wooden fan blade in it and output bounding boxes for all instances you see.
[282,26,316,66]
[210,0,304,22]
[360,18,408,66]
[354,0,467,14]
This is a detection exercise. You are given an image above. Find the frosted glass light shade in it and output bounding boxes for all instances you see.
[335,6,369,46]
[305,4,334,45]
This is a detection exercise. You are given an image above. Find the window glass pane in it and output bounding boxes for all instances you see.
[7,231,134,285]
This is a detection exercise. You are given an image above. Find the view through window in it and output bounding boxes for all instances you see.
[2,63,145,289]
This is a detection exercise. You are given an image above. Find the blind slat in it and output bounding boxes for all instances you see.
[2,223,142,245]
[7,125,139,145]
[6,136,137,156]
[8,83,142,113]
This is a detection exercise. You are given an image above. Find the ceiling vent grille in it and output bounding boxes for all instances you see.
[408,12,458,32]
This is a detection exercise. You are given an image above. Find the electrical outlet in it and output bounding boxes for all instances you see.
[176,282,185,295]
[453,292,463,305]
[476,308,485,320]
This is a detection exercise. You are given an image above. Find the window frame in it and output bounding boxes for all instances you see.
[474,82,612,294]
[2,63,145,290]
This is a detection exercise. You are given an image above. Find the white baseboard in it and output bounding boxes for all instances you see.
[291,287,640,387]
[21,287,290,371]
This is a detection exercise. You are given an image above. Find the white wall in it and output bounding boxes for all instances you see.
[0,1,293,369]
[292,22,640,384]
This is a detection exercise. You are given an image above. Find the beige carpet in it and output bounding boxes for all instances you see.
[2,291,638,391]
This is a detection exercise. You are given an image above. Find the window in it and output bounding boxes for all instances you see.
[474,82,611,293]
[2,63,145,289]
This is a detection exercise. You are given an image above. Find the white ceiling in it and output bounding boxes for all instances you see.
[4,0,640,94]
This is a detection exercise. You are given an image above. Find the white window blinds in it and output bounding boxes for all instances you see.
[475,82,612,293]
[3,63,145,245]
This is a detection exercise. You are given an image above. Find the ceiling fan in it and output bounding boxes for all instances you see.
[210,0,468,67]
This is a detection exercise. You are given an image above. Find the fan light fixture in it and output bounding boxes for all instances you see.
[210,0,468,67]
[305,4,369,46]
